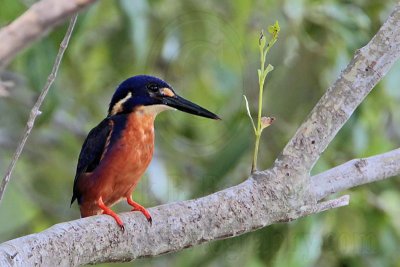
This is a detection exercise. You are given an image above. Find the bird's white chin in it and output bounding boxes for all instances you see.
[139,104,176,115]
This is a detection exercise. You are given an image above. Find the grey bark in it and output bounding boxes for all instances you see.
[0,0,97,69]
[313,148,400,199]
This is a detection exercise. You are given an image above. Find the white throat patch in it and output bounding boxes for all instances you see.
[138,104,175,115]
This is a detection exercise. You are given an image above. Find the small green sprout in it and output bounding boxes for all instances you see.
[244,20,279,173]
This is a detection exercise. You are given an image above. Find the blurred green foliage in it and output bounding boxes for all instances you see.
[1,0,400,266]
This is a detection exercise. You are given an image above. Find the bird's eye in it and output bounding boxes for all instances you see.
[147,83,159,92]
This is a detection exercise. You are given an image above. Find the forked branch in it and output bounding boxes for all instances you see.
[0,2,399,267]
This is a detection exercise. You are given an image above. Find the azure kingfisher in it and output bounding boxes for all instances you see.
[71,75,220,230]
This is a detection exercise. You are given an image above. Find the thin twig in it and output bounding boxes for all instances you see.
[278,195,350,223]
[312,148,400,200]
[0,15,78,204]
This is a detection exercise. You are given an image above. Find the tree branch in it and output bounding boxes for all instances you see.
[266,2,400,208]
[312,148,400,200]
[0,15,78,204]
[0,0,97,69]
[0,179,351,266]
[0,151,396,266]
[0,2,399,267]
[277,3,400,173]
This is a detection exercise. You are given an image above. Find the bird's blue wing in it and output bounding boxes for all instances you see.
[71,118,113,205]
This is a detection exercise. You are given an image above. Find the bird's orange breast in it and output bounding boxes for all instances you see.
[78,111,156,215]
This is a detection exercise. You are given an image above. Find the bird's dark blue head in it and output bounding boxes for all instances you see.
[108,75,220,120]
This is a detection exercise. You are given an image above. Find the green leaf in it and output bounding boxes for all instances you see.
[266,64,274,73]
[268,20,280,40]
[261,64,273,80]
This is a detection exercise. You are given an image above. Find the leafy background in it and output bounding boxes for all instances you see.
[1,0,400,266]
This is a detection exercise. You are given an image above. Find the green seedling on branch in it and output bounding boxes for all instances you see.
[244,21,279,173]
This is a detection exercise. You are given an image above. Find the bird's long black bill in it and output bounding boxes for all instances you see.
[163,95,221,120]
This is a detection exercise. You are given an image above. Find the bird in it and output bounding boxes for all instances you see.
[70,75,220,230]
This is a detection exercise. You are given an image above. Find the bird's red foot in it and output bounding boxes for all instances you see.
[126,196,152,225]
[98,196,125,231]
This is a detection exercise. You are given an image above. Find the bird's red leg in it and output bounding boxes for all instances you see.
[98,196,125,231]
[126,196,152,225]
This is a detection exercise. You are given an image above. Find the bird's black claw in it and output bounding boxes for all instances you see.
[147,217,152,226]
[119,224,125,232]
